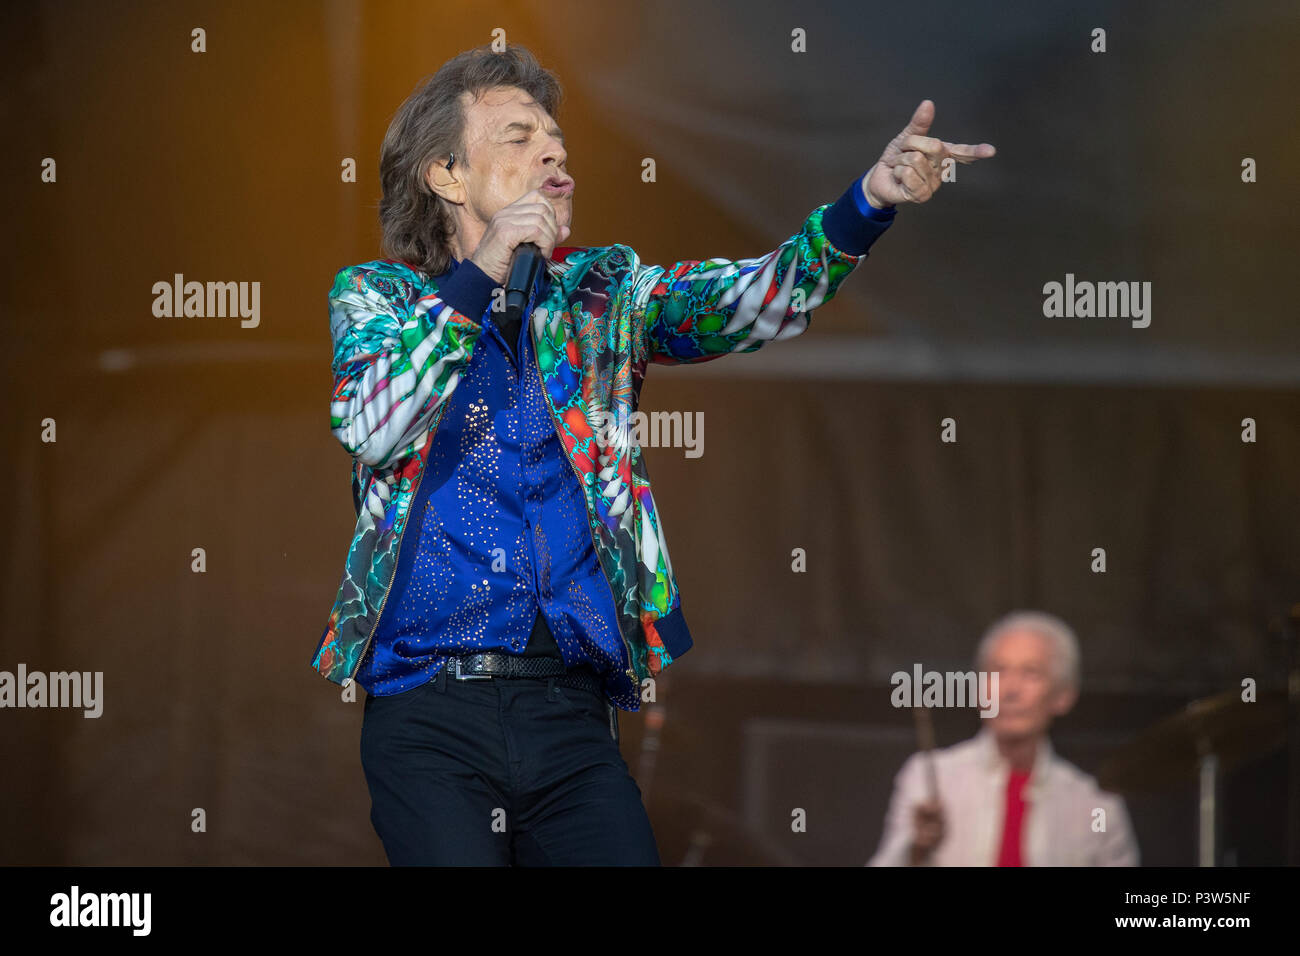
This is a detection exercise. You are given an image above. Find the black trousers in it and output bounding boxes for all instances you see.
[360,666,661,865]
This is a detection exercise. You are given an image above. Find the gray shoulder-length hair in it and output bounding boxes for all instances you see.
[378,44,563,278]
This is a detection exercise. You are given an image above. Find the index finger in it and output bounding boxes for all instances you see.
[942,141,997,163]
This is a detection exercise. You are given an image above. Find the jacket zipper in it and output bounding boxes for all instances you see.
[531,318,640,690]
[344,406,441,686]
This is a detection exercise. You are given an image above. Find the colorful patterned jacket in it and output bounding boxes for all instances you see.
[309,182,892,703]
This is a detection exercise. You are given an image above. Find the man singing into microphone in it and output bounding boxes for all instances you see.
[309,43,995,865]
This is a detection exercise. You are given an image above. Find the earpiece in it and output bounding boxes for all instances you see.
[434,152,459,191]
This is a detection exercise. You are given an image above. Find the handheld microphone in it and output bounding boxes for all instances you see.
[502,242,543,327]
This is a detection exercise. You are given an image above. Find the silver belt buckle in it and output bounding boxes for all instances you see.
[453,658,493,681]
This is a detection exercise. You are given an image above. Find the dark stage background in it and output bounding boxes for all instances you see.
[1,0,1296,865]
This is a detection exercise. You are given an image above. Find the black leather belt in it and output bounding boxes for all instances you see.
[445,653,605,697]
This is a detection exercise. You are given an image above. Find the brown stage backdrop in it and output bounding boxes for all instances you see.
[1,0,1296,865]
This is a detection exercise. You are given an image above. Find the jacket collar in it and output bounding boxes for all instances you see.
[445,254,564,282]
[974,724,1055,798]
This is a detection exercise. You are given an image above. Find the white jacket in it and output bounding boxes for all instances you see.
[867,726,1139,866]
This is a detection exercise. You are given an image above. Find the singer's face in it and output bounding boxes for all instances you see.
[456,85,573,231]
[980,628,1077,740]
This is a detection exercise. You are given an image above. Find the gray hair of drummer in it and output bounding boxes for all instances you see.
[975,610,1081,691]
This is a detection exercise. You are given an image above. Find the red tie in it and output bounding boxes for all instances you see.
[996,768,1032,866]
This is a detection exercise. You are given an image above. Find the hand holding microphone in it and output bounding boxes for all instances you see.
[468,188,570,286]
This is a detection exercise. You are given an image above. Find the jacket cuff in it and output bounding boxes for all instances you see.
[437,258,498,320]
[822,178,895,256]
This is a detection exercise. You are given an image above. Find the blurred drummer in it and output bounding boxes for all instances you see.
[867,611,1139,866]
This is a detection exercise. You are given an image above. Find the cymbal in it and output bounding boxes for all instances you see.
[1097,689,1287,793]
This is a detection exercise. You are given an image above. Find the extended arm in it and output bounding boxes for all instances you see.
[631,99,993,366]
[628,178,895,366]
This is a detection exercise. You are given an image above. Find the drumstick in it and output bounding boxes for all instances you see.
[913,706,940,802]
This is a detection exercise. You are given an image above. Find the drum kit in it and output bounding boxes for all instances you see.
[1098,604,1299,865]
[1097,687,1289,866]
